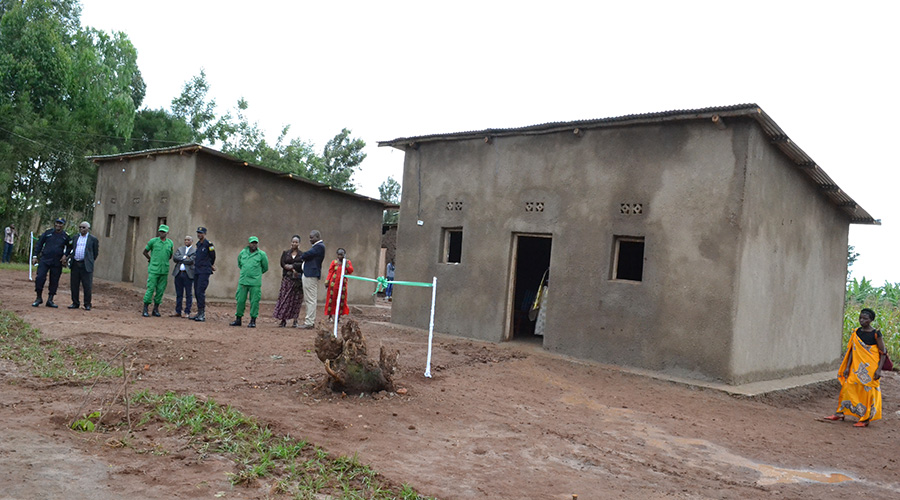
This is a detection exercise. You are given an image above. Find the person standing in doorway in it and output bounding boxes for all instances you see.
[67,222,99,310]
[2,223,15,263]
[297,230,325,329]
[32,217,70,308]
[385,259,395,301]
[142,224,174,317]
[190,227,216,322]
[171,235,196,318]
[230,236,268,328]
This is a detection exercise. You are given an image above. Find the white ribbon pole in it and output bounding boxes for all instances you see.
[424,276,437,378]
[28,231,34,281]
[332,257,348,338]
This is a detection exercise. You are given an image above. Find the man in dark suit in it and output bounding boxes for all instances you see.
[297,230,325,329]
[171,235,196,318]
[67,221,99,310]
[32,217,71,308]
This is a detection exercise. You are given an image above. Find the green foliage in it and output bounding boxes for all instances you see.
[0,308,120,379]
[844,278,900,363]
[0,0,144,229]
[379,176,400,224]
[71,410,100,432]
[132,391,435,499]
[170,69,221,144]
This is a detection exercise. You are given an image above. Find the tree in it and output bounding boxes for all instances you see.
[0,0,144,231]
[129,108,193,151]
[847,245,860,280]
[310,128,366,191]
[170,69,224,144]
[378,176,400,224]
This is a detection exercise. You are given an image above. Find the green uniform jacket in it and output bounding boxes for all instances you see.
[237,247,269,286]
[145,237,174,275]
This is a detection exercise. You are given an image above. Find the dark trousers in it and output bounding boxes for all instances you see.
[2,242,12,263]
[174,271,193,315]
[70,260,92,306]
[35,263,62,296]
[194,272,210,311]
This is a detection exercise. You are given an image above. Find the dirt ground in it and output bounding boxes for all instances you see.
[1,269,899,500]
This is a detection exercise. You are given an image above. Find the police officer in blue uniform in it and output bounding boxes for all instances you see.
[32,217,72,308]
[190,226,216,322]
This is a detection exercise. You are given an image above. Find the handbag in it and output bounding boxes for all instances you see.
[884,352,894,372]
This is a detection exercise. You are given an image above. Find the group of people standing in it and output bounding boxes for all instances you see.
[138,226,342,329]
[140,224,215,322]
[31,218,99,310]
[25,219,363,329]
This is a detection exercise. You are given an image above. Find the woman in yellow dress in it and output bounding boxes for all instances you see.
[823,308,886,427]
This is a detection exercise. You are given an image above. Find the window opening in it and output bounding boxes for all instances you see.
[442,228,463,263]
[613,236,644,281]
[106,214,115,237]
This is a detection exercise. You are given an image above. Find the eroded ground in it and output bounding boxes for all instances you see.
[1,269,898,499]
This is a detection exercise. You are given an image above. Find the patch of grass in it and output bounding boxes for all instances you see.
[132,391,435,499]
[0,309,121,379]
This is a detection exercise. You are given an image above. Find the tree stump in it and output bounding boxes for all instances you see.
[314,318,399,394]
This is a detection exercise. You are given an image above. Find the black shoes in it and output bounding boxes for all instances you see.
[229,316,242,326]
[45,296,58,308]
[84,305,91,311]
[68,303,80,309]
[32,297,42,307]
[142,304,149,317]
[248,318,256,328]
[151,305,161,317]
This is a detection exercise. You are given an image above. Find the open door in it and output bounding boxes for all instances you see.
[507,234,552,343]
[122,216,139,282]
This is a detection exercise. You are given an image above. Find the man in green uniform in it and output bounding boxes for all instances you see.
[229,236,268,328]
[142,224,175,317]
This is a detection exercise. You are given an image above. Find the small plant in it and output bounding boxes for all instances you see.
[71,411,101,432]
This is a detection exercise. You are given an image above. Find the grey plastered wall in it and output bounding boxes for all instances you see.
[730,125,849,383]
[92,151,384,307]
[190,154,383,304]
[393,121,750,380]
[91,155,197,287]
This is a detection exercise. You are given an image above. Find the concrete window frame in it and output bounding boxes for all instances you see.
[441,227,463,264]
[611,236,644,282]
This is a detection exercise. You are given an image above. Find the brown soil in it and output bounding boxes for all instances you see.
[1,269,898,499]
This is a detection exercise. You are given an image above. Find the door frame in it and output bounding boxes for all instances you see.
[504,232,553,341]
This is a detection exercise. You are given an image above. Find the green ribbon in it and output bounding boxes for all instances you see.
[345,275,433,295]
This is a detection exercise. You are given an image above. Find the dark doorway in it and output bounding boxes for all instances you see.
[123,216,139,282]
[510,235,552,342]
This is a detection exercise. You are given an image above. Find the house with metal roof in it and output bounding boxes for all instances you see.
[88,144,390,307]
[379,104,876,384]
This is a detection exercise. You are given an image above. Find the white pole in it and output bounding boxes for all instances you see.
[424,276,437,378]
[28,231,34,281]
[332,256,348,338]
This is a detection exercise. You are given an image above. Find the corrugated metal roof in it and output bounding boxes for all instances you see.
[378,104,876,224]
[87,144,397,208]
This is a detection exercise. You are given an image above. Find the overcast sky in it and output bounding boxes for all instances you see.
[79,0,899,284]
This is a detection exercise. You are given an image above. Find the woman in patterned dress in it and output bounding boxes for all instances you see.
[272,235,304,327]
[823,308,887,427]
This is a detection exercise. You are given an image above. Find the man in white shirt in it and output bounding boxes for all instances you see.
[67,222,99,310]
[171,235,197,318]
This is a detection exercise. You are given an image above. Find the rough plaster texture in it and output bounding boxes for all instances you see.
[730,125,848,383]
[391,118,850,383]
[91,151,384,306]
